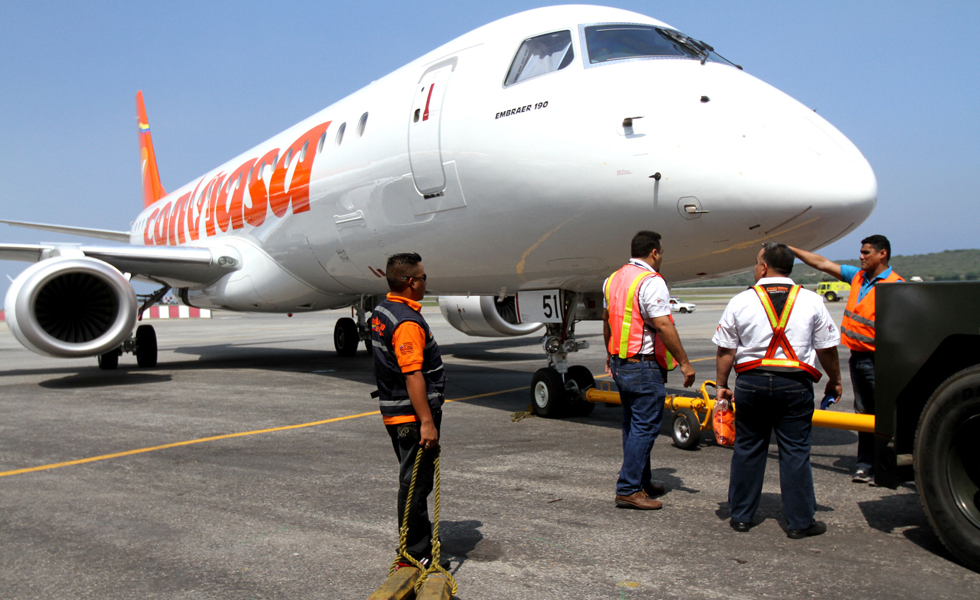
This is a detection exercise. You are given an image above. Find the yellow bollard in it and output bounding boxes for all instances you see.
[415,574,453,600]
[367,566,419,600]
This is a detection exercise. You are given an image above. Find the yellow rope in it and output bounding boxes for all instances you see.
[388,449,425,576]
[416,452,458,595]
[386,445,459,595]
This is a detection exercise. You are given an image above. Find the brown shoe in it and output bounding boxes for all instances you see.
[643,482,666,497]
[615,491,662,510]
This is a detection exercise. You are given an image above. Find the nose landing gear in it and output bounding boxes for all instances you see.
[528,291,599,418]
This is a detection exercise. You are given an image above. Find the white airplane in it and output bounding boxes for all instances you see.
[1,5,875,415]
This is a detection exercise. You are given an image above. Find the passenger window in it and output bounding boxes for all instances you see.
[357,112,368,137]
[504,30,574,86]
[335,122,346,146]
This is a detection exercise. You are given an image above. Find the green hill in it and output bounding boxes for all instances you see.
[685,248,980,287]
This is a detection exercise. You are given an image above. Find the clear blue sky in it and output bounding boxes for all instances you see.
[2,1,978,299]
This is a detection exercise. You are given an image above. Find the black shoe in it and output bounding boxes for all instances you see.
[417,555,452,570]
[852,469,872,484]
[787,521,827,539]
[730,519,751,533]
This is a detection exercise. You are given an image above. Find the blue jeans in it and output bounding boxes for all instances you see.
[729,373,816,530]
[849,351,876,472]
[609,357,666,496]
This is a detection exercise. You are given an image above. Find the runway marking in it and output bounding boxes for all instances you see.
[0,386,527,479]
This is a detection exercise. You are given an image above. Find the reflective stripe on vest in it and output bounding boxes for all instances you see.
[734,285,822,381]
[370,299,446,421]
[604,264,677,369]
[840,270,904,352]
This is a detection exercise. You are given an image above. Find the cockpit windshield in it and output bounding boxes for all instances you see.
[584,24,738,68]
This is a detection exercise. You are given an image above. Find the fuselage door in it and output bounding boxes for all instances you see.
[409,58,456,195]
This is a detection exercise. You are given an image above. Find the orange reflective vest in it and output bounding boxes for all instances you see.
[841,269,904,352]
[604,263,677,370]
[734,285,822,381]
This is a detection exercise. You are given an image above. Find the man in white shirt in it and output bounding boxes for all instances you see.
[713,243,842,538]
[603,231,695,510]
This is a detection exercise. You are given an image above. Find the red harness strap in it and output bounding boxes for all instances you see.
[734,285,822,381]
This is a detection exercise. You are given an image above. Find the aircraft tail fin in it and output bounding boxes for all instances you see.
[136,91,166,208]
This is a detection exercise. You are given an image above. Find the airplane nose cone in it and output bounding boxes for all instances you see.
[751,107,878,247]
[691,68,878,248]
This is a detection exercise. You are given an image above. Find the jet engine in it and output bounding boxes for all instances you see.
[4,257,138,358]
[438,295,543,337]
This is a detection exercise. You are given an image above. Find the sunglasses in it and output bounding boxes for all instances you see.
[402,273,427,282]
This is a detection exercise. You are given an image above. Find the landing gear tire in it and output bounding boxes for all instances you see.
[98,349,119,370]
[671,408,702,450]
[531,368,568,418]
[825,292,837,302]
[564,365,596,417]
[914,365,980,572]
[334,317,360,357]
[135,325,158,368]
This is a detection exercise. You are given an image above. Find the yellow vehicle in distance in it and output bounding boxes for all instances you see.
[816,280,851,302]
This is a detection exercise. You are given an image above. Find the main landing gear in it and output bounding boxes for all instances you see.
[98,325,159,370]
[98,286,168,370]
[529,291,600,418]
[334,294,381,356]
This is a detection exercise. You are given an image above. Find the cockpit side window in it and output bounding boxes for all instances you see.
[584,24,734,67]
[504,30,574,87]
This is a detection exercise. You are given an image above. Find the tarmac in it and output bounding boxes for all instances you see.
[2,296,979,599]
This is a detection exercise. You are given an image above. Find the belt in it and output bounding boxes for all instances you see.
[624,354,658,363]
[738,368,815,383]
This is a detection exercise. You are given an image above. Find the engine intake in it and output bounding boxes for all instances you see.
[4,257,138,357]
[438,295,543,337]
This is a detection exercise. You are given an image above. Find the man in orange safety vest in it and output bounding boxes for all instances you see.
[603,230,695,511]
[790,235,903,484]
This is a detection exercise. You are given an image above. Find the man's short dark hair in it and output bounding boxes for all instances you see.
[385,252,422,291]
[861,235,891,262]
[631,230,662,258]
[762,242,794,276]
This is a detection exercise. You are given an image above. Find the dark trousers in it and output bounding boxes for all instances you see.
[609,356,667,496]
[849,351,876,472]
[385,409,442,560]
[729,373,816,530]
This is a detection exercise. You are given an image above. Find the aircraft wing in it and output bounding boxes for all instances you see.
[0,242,236,286]
[1,219,131,242]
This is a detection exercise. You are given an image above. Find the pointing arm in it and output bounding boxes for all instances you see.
[788,245,844,282]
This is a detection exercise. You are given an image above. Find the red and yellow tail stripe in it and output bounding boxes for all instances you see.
[136,91,166,208]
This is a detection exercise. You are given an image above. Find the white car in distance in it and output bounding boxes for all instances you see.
[669,297,697,314]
